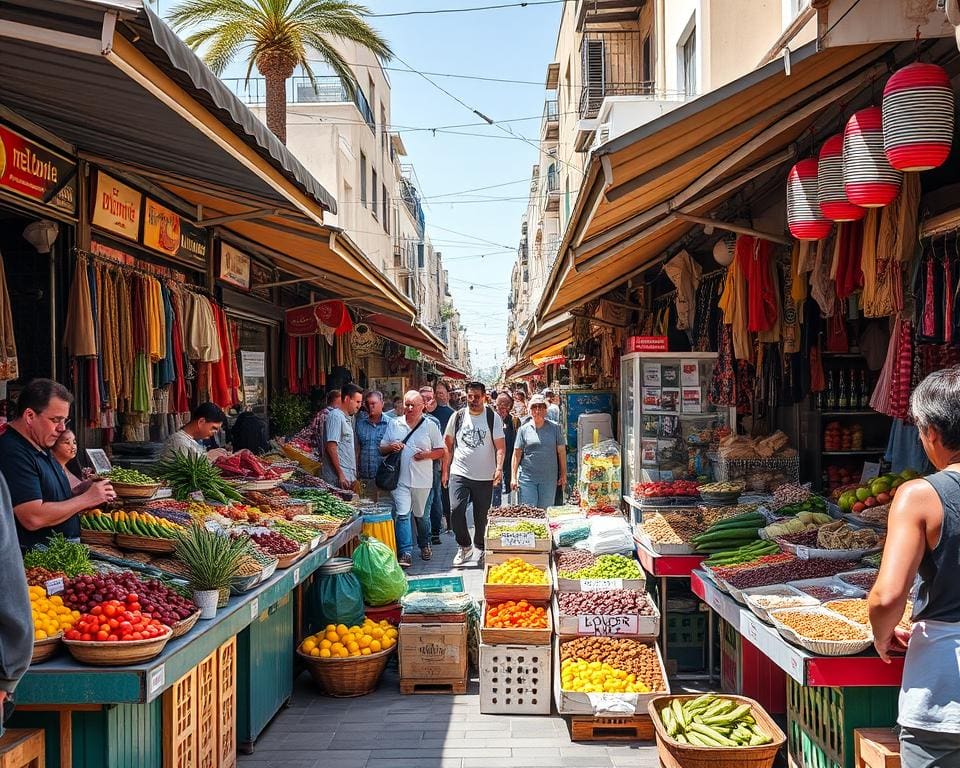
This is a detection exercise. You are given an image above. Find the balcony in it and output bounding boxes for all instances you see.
[223,75,375,132]
[576,81,685,151]
[575,0,645,32]
[542,99,559,141]
[542,169,560,212]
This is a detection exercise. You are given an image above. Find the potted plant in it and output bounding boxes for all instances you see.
[174,524,249,619]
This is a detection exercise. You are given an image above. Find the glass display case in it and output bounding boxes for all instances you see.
[620,351,736,495]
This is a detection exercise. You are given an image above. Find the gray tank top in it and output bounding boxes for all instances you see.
[913,470,960,623]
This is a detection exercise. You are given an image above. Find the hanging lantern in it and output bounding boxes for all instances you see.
[817,134,865,222]
[843,107,902,207]
[787,159,832,240]
[882,62,954,171]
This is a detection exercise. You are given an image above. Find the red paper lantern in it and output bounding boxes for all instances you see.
[843,107,902,207]
[787,159,832,240]
[817,134,865,222]
[883,62,954,171]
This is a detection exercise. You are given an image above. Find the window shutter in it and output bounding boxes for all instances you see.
[581,39,605,115]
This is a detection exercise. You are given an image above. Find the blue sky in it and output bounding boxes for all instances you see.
[156,0,563,373]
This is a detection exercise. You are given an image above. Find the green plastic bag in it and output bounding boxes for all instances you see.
[307,570,364,632]
[352,535,408,606]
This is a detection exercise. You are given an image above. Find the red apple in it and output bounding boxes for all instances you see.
[876,492,891,505]
[864,496,877,508]
[853,501,866,513]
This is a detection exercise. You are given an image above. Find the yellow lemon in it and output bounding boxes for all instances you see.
[35,629,47,640]
[325,624,337,633]
[361,648,372,656]
[319,648,331,658]
[331,642,345,655]
[302,639,316,652]
[369,640,382,652]
[310,648,321,657]
[343,633,356,645]
[371,627,383,639]
[325,631,339,643]
[320,639,332,650]
[382,637,395,649]
[347,642,360,654]
[337,647,349,658]
[336,624,348,635]
[358,635,371,649]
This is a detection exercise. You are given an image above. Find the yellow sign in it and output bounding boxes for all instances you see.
[91,171,141,241]
[142,198,181,257]
[219,242,250,290]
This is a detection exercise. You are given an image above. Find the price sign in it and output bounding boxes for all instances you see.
[45,577,64,596]
[499,532,535,548]
[250,598,259,620]
[580,578,623,592]
[747,621,759,642]
[709,591,723,612]
[796,545,811,560]
[293,567,301,586]
[578,614,639,636]
[189,490,205,502]
[148,665,165,696]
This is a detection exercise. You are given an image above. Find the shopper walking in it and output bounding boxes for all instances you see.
[443,381,505,566]
[434,380,456,533]
[513,388,529,419]
[321,383,363,490]
[869,366,960,767]
[380,391,444,567]
[543,388,561,423]
[511,394,566,510]
[0,474,32,737]
[493,392,521,507]
[420,385,446,545]
[356,391,392,499]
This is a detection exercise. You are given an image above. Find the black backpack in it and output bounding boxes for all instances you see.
[452,406,496,449]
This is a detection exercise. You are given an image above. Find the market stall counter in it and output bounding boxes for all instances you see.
[10,516,363,768]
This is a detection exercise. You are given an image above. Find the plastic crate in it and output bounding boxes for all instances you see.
[218,637,238,768]
[196,650,218,768]
[666,610,706,672]
[787,678,898,768]
[163,666,197,768]
[479,642,551,715]
[405,576,465,594]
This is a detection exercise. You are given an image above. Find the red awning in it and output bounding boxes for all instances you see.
[437,362,467,380]
[365,313,446,357]
[285,300,353,336]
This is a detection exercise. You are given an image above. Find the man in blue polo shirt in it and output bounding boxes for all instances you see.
[0,379,116,549]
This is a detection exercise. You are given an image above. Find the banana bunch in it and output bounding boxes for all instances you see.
[114,510,183,539]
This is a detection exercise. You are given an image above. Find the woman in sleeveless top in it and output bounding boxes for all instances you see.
[870,366,960,767]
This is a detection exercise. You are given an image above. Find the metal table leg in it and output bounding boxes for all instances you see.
[660,576,668,663]
[707,606,715,683]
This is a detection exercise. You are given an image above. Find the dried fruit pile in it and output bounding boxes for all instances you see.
[485,600,549,628]
[557,590,652,615]
[560,637,664,692]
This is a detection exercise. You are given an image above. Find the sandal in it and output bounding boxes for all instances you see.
[420,546,432,561]
[398,553,412,568]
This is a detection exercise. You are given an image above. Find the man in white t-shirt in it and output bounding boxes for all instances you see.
[442,381,505,566]
[380,391,445,567]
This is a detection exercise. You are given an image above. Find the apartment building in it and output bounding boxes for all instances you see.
[505,0,815,367]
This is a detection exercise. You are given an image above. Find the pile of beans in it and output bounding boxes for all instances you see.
[488,504,546,519]
[796,584,850,601]
[555,550,597,572]
[557,590,651,615]
[824,599,870,625]
[560,637,664,690]
[778,529,820,546]
[838,571,877,590]
[723,559,860,590]
[770,609,868,641]
[487,521,549,538]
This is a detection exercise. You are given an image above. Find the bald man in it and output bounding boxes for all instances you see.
[380,391,445,567]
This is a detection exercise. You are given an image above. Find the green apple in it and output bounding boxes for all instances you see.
[855,486,872,502]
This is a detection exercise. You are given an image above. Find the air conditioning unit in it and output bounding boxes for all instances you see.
[589,123,611,154]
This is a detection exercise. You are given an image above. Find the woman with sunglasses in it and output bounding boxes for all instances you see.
[511,394,566,510]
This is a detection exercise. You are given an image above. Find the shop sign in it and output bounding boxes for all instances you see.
[219,242,250,289]
[577,614,639,636]
[0,123,76,211]
[92,171,141,241]
[626,335,668,353]
[142,197,208,269]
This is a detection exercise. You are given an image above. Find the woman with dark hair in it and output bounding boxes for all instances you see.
[870,365,960,767]
[51,429,83,490]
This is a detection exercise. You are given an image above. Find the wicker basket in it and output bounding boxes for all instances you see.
[80,529,115,546]
[111,482,162,499]
[768,606,873,656]
[236,478,283,492]
[31,633,62,664]
[297,645,395,697]
[648,694,785,768]
[276,545,308,569]
[217,587,230,608]
[115,533,176,554]
[170,610,201,639]
[63,628,172,665]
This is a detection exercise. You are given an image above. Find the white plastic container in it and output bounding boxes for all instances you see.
[479,642,551,715]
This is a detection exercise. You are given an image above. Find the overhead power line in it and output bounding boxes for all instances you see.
[368,0,569,17]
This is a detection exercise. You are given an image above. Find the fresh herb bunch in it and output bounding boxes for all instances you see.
[155,451,244,504]
[173,524,250,591]
[270,392,310,437]
[23,533,95,577]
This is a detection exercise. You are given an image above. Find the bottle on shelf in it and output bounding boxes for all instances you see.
[838,369,849,410]
[849,368,860,410]
[826,371,837,410]
[860,370,870,409]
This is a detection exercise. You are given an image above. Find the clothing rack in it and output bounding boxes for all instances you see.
[77,247,184,283]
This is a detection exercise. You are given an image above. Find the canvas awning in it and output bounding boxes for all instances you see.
[365,313,447,358]
[535,40,917,322]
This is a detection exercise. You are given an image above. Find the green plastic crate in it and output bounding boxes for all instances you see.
[787,678,898,768]
[405,575,464,594]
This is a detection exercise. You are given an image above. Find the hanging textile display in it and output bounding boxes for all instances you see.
[64,253,97,358]
[663,249,702,330]
[787,159,832,240]
[0,252,18,381]
[882,62,954,171]
[818,134,866,222]
[843,107,902,207]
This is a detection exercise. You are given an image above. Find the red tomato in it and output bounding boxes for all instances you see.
[119,621,133,633]
[103,604,118,618]
[131,632,143,641]
[108,618,119,630]
[96,630,109,641]
[91,606,102,616]
[81,633,92,641]
[108,634,118,642]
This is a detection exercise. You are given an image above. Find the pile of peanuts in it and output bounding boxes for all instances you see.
[770,609,869,641]
[488,504,547,519]
[560,637,664,691]
[557,590,652,616]
[555,549,597,572]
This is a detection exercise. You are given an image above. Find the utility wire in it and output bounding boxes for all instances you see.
[368,0,569,17]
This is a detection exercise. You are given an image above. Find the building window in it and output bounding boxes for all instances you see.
[381,104,388,153]
[679,19,697,96]
[581,39,605,117]
[371,168,378,218]
[417,243,425,269]
[642,35,652,87]
[360,152,367,207]
[368,76,376,122]
[382,185,389,232]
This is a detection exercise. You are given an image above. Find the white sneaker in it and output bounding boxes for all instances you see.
[453,546,474,567]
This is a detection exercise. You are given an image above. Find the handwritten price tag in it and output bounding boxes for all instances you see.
[250,598,259,621]
[796,545,811,560]
[293,567,301,586]
[149,665,165,696]
[578,614,640,635]
[45,577,64,596]
[747,621,759,641]
[500,532,536,548]
[189,490,205,502]
[580,579,623,592]
[709,592,723,612]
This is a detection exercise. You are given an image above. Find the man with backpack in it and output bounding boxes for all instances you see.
[442,381,505,566]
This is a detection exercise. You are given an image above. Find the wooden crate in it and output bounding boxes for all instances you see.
[196,650,218,768]
[481,600,553,645]
[218,637,238,768]
[552,592,660,640]
[483,563,553,603]
[163,667,197,768]
[854,729,900,768]
[399,622,468,681]
[484,520,552,553]
[0,729,44,768]
[399,678,468,695]
[569,715,654,742]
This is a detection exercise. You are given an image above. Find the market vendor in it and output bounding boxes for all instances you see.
[0,379,116,549]
[869,366,960,767]
[160,402,229,462]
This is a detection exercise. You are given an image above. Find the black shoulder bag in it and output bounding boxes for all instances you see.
[375,418,425,491]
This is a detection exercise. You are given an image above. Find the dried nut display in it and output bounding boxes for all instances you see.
[722,558,860,590]
[770,610,869,641]
[559,637,664,691]
[488,504,546,519]
[637,513,684,544]
[795,585,852,602]
[557,590,652,615]
[749,593,817,611]
[825,598,914,629]
[838,571,878,590]
[555,550,598,572]
[816,521,880,550]
[698,482,745,494]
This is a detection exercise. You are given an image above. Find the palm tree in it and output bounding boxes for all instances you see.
[168,0,392,144]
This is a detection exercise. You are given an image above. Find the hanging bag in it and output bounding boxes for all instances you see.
[375,418,425,491]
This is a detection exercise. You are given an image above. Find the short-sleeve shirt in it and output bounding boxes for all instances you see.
[321,408,357,484]
[432,404,455,432]
[546,403,561,423]
[355,412,393,479]
[0,427,77,548]
[515,419,564,484]
[444,407,505,482]
[381,417,444,489]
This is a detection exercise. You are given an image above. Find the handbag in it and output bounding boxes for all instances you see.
[375,418,425,491]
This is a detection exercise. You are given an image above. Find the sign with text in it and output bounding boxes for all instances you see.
[142,198,181,258]
[580,578,623,592]
[499,532,535,548]
[0,123,75,210]
[92,171,141,241]
[219,242,251,289]
[45,577,65,596]
[577,614,639,635]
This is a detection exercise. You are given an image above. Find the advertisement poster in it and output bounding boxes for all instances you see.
[240,350,266,407]
[661,365,680,388]
[92,171,141,241]
[682,388,703,414]
[660,415,680,438]
[219,242,251,290]
[142,198,181,257]
[0,123,75,209]
[681,361,700,386]
[642,363,661,387]
[660,388,680,413]
[641,439,657,465]
[642,387,661,413]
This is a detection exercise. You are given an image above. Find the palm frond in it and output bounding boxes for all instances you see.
[291,0,392,59]
[204,21,251,75]
[303,35,357,95]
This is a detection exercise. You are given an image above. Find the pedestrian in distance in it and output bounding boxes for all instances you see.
[443,381,505,566]
[419,385,447,545]
[0,473,32,737]
[511,394,566,510]
[432,380,456,534]
[493,392,521,508]
[543,388,561,423]
[355,391,392,500]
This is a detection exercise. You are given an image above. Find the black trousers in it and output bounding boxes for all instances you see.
[448,474,494,549]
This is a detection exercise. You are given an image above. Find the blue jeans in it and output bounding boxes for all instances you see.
[518,478,557,510]
[392,485,431,556]
[426,463,444,537]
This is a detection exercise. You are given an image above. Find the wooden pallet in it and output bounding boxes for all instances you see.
[0,729,44,768]
[399,677,468,695]
[569,714,654,742]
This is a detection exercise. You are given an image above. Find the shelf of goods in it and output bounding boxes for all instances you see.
[11,517,362,768]
[690,570,900,768]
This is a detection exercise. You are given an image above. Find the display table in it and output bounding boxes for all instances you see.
[12,517,363,768]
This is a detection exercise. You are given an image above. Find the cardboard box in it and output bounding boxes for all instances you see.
[399,622,468,680]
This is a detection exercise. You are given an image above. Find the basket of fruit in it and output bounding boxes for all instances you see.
[297,618,399,697]
[170,610,202,639]
[484,556,552,601]
[247,531,305,568]
[63,599,173,665]
[31,633,62,664]
[29,585,78,663]
[698,482,745,504]
[103,468,163,499]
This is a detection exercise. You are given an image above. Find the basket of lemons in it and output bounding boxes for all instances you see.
[298,617,398,697]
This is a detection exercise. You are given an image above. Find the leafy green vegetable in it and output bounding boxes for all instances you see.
[155,451,244,504]
[23,533,95,577]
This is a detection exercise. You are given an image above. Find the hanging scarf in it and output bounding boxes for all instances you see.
[0,251,18,381]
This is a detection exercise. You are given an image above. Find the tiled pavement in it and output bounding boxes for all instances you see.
[239,523,664,768]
